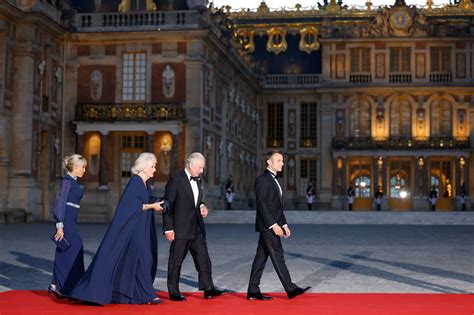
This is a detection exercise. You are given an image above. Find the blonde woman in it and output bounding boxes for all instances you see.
[71,152,165,305]
[50,154,87,299]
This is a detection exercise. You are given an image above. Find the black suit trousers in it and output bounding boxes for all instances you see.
[167,232,214,295]
[248,231,297,294]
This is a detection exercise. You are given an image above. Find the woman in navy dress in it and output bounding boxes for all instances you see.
[50,154,87,298]
[71,152,164,305]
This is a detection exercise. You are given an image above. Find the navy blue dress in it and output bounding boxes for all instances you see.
[71,175,159,305]
[51,174,85,295]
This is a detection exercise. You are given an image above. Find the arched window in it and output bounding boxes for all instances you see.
[390,99,411,137]
[349,97,371,137]
[431,100,452,137]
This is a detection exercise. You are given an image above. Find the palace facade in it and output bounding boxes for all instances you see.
[0,0,472,222]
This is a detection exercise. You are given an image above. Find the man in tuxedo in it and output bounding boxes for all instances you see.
[163,152,226,301]
[247,150,311,301]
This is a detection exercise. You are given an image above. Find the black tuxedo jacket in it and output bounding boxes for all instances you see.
[254,169,287,232]
[163,170,206,239]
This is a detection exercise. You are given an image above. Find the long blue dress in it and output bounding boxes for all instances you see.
[71,175,159,305]
[52,174,85,296]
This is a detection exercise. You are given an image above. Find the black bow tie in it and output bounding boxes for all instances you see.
[272,173,279,179]
[190,176,200,181]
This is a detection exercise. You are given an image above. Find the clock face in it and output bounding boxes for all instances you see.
[390,9,412,30]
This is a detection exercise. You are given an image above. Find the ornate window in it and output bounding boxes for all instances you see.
[431,100,452,137]
[300,102,317,147]
[390,47,411,72]
[349,97,371,137]
[301,159,317,185]
[122,52,146,101]
[267,103,284,147]
[350,48,371,73]
[390,99,411,137]
[430,47,451,73]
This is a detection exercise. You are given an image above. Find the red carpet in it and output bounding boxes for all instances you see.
[0,291,472,315]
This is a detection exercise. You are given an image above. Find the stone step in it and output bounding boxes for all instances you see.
[196,210,474,225]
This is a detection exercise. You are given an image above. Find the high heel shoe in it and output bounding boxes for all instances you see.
[147,297,163,305]
[48,285,66,299]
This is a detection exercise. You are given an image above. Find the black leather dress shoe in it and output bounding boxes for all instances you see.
[204,288,227,299]
[169,294,187,301]
[287,286,311,299]
[247,292,273,301]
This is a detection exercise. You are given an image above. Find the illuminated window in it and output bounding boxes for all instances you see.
[122,52,146,101]
[431,100,452,137]
[390,100,411,137]
[349,98,371,137]
[300,102,317,147]
[301,159,317,184]
[267,103,283,147]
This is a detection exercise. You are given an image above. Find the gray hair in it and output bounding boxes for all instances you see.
[131,152,157,175]
[63,154,87,172]
[186,152,205,167]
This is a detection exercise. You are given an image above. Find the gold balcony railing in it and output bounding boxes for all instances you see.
[75,103,186,122]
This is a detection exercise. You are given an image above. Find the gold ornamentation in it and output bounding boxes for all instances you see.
[236,29,255,52]
[299,27,319,54]
[118,0,157,11]
[266,27,287,54]
[390,8,413,31]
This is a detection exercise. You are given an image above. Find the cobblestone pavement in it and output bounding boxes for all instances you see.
[0,223,473,293]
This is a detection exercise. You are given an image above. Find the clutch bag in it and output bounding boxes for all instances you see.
[51,234,71,252]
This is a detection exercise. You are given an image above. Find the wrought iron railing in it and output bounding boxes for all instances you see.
[75,103,186,122]
[332,136,470,150]
[74,11,200,32]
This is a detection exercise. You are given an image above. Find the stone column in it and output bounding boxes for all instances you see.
[76,133,84,156]
[455,157,462,195]
[332,156,339,196]
[146,132,154,153]
[8,26,39,216]
[98,132,109,190]
[373,157,379,192]
[171,132,180,175]
[414,158,420,197]
[341,157,347,194]
[381,157,388,196]
[319,96,333,203]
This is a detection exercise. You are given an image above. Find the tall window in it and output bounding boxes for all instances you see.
[390,100,411,137]
[130,0,147,11]
[390,47,411,72]
[350,48,371,73]
[301,159,317,184]
[267,103,283,147]
[431,100,452,137]
[430,47,451,73]
[349,98,371,137]
[122,52,146,101]
[300,103,317,147]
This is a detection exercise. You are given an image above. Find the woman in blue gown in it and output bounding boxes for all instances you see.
[71,152,164,305]
[50,154,87,298]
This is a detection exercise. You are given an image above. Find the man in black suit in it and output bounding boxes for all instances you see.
[247,150,311,301]
[163,152,226,301]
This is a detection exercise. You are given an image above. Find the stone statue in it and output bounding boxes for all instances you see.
[162,65,175,98]
[90,69,102,100]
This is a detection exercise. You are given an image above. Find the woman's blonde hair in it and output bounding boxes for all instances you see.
[63,154,87,172]
[131,152,157,175]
